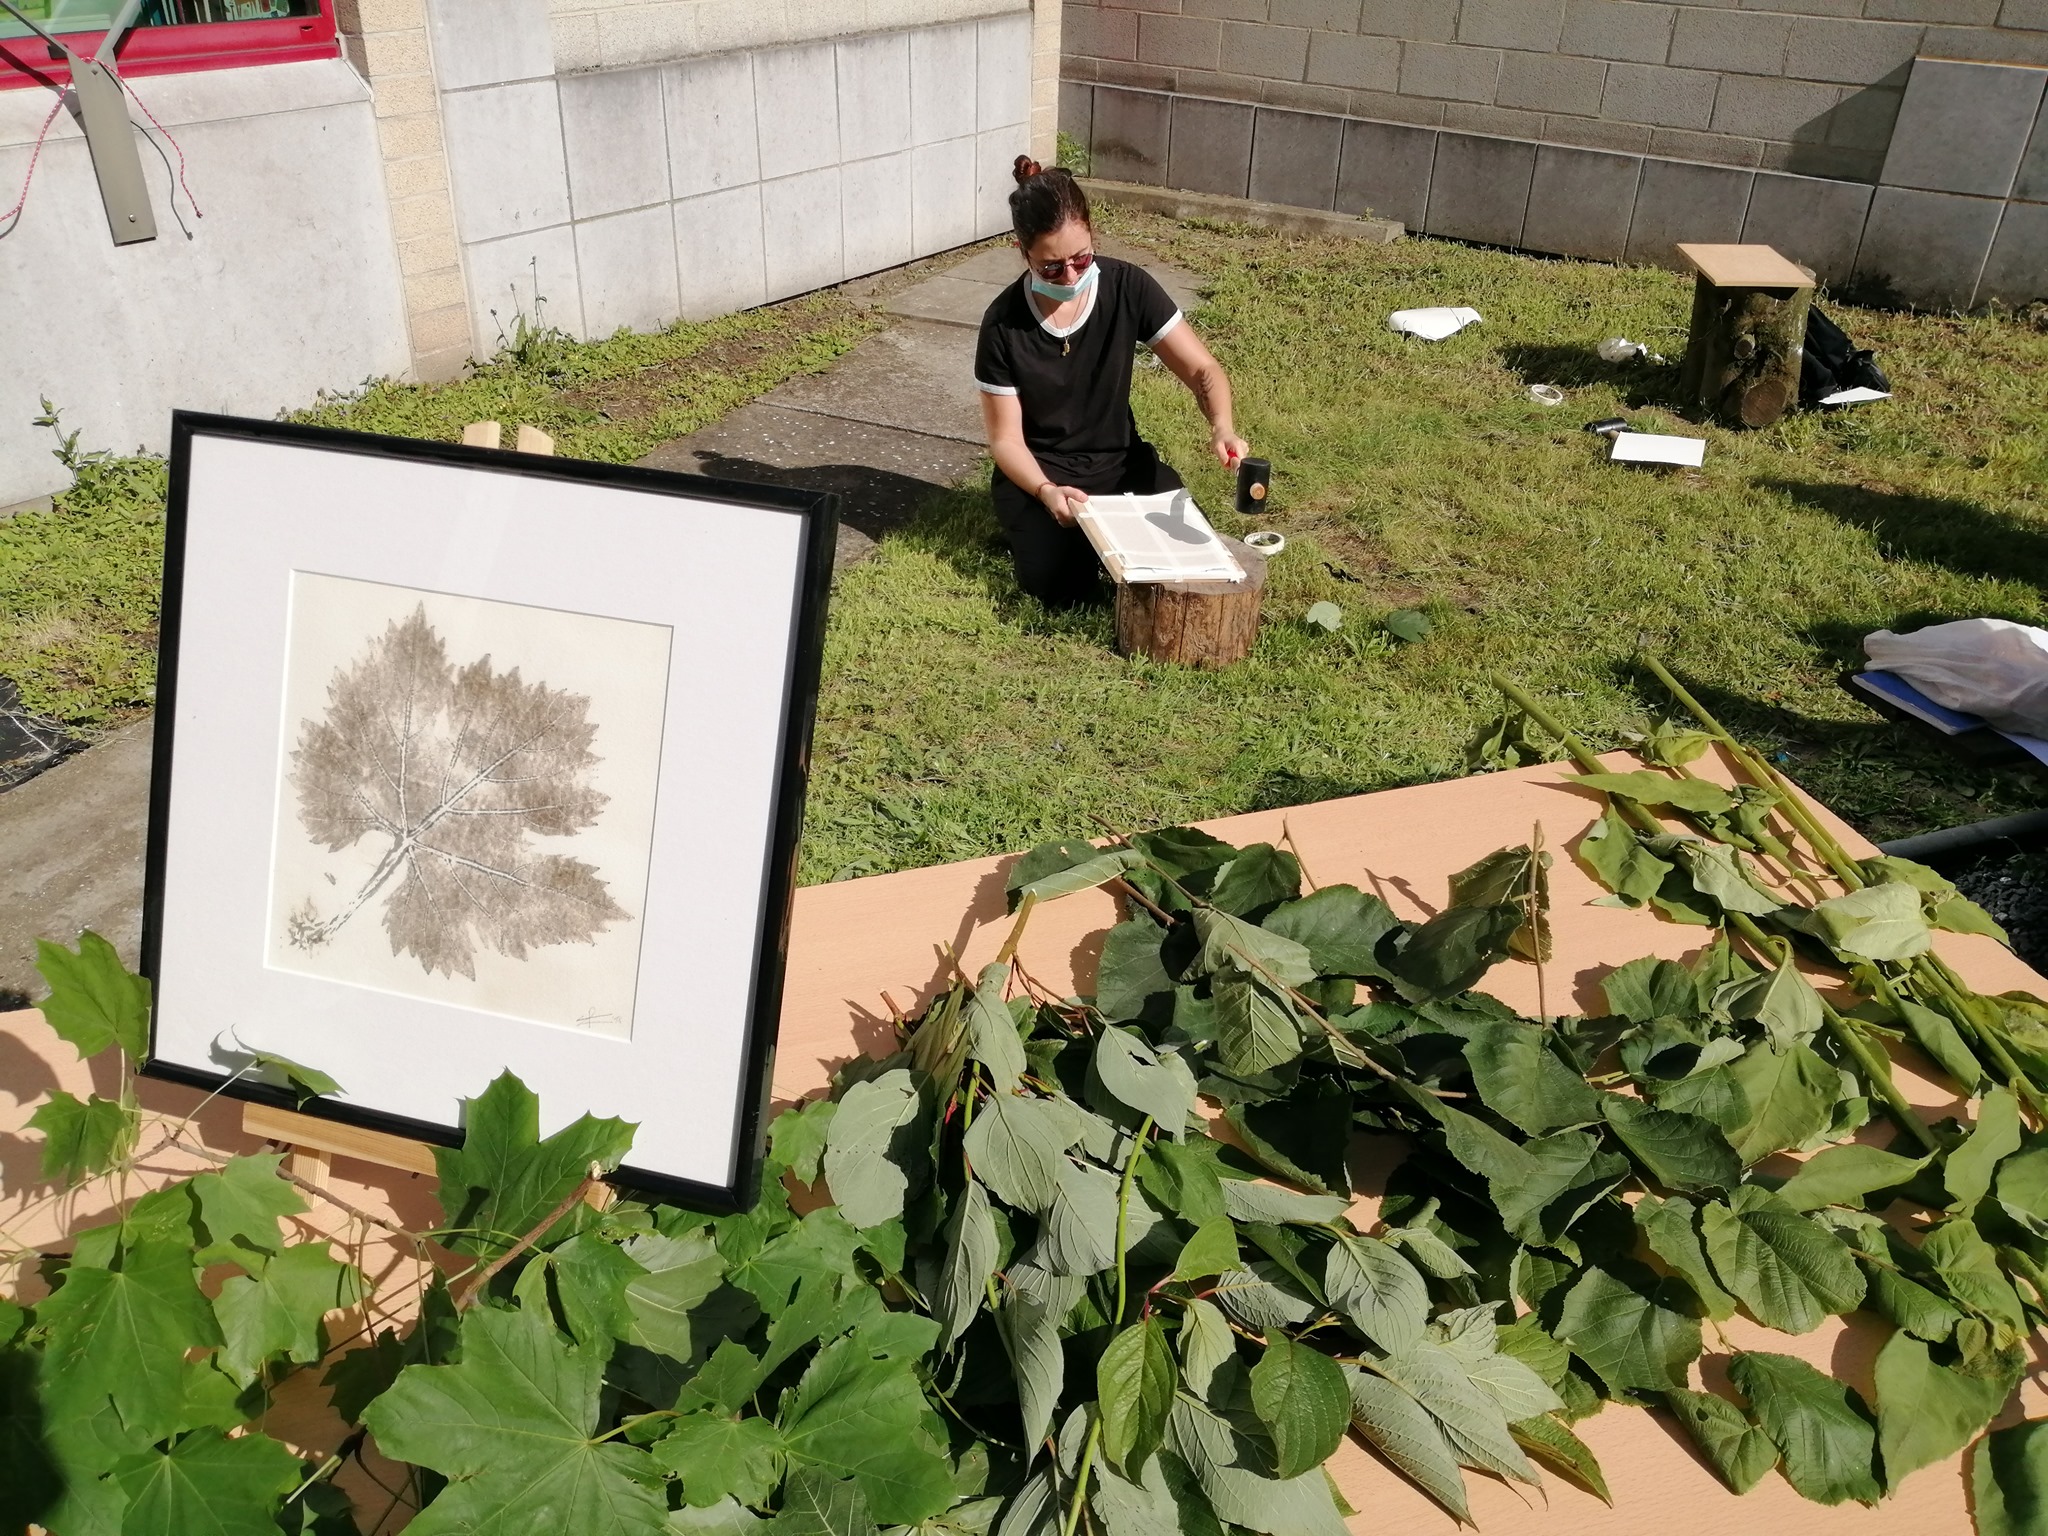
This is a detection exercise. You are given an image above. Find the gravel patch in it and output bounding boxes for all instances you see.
[1952,848,2048,977]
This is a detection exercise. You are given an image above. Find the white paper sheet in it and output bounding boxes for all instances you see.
[1820,386,1891,405]
[1075,490,1245,584]
[1388,306,1482,341]
[1611,431,1706,466]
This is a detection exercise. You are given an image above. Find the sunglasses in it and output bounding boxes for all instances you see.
[1033,250,1096,281]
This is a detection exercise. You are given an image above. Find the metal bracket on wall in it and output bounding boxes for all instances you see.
[0,0,156,245]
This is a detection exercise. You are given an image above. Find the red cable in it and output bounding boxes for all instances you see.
[0,93,63,234]
[120,76,201,220]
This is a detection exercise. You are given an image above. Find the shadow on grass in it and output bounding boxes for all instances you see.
[684,449,950,544]
[1496,342,1692,414]
[1767,479,2048,587]
[897,481,1124,644]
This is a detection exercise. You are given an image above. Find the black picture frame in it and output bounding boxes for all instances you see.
[140,411,838,1213]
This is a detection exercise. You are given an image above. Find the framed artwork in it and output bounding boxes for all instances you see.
[140,412,838,1210]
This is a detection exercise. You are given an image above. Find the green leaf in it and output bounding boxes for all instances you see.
[1998,1145,2048,1236]
[1948,1083,2023,1211]
[26,1091,135,1184]
[1225,1081,1351,1195]
[1873,1329,2011,1489]
[1932,892,2009,942]
[1003,1263,1082,1453]
[1138,1139,1226,1225]
[768,1466,875,1535]
[965,964,1028,1095]
[1167,1397,1350,1536]
[34,931,149,1060]
[1601,955,1699,1024]
[1925,1217,2029,1336]
[1371,1342,1536,1485]
[1384,905,1523,1004]
[1212,969,1305,1077]
[1634,1195,1738,1320]
[778,1333,954,1522]
[1304,601,1343,632]
[1324,1233,1427,1358]
[236,1044,342,1105]
[1030,1162,1122,1276]
[362,1304,670,1536]
[1578,809,1674,906]
[1511,1413,1611,1504]
[323,1330,406,1425]
[433,1071,635,1259]
[1250,1333,1349,1480]
[1417,1097,1627,1250]
[962,1094,1077,1216]
[823,1069,924,1230]
[213,1241,364,1386]
[769,1099,838,1186]
[1095,1026,1198,1136]
[1098,1319,1176,1475]
[1207,844,1302,917]
[1386,607,1432,643]
[1898,998,1985,1091]
[1811,882,1932,962]
[0,1345,61,1531]
[1006,839,1100,902]
[1726,1041,1839,1164]
[655,1413,786,1508]
[111,1427,300,1536]
[1716,960,1823,1049]
[1192,909,1317,987]
[1701,1186,1864,1334]
[622,1230,735,1362]
[1600,1094,1740,1192]
[1972,1418,2048,1536]
[1343,1367,1470,1523]
[1553,1264,1701,1394]
[1097,920,1175,1021]
[1650,1062,1749,1133]
[1671,841,1782,916]
[1214,1263,1318,1330]
[1171,1217,1242,1284]
[1571,771,1734,814]
[1217,1181,1347,1227]
[1774,1143,1930,1212]
[1728,1351,1881,1506]
[36,1241,221,1443]
[1664,1389,1777,1494]
[1017,847,1144,902]
[1262,886,1401,978]
[1462,1023,1602,1135]
[936,1180,998,1352]
[192,1153,307,1265]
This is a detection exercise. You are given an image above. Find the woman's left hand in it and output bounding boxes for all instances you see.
[1211,432,1250,467]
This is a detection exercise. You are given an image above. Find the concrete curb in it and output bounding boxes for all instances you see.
[1079,178,1404,244]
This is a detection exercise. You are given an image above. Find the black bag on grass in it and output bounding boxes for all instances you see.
[1801,306,1888,405]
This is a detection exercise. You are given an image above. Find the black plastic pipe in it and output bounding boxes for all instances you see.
[1877,808,2048,865]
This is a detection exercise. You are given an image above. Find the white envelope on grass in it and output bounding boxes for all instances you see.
[1611,431,1706,467]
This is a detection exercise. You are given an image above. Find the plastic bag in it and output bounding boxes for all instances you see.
[1864,619,2048,736]
[1389,307,1481,341]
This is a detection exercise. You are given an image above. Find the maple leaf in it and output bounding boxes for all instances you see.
[287,605,629,978]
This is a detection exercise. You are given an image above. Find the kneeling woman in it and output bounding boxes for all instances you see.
[975,158,1250,607]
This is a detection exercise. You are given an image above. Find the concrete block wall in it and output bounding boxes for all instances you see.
[1063,0,2048,184]
[426,0,1035,354]
[546,0,1026,74]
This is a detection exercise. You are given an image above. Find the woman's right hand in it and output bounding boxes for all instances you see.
[1038,482,1089,526]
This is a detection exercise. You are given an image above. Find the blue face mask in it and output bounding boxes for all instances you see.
[1029,261,1098,304]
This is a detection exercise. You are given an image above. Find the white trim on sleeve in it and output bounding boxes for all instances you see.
[1146,310,1184,347]
[976,380,1019,396]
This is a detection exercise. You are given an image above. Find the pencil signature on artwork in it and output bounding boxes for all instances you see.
[285,605,629,978]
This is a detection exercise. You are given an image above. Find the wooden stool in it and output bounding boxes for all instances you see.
[1114,535,1267,668]
[1675,243,1816,429]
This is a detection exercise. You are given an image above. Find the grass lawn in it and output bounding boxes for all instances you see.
[5,212,2046,882]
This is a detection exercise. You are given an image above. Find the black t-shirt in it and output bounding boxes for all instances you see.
[973,257,1183,490]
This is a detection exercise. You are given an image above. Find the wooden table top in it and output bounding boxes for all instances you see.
[1676,242,1817,289]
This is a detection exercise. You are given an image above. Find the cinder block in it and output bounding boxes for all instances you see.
[1648,126,1761,167]
[1094,59,1180,93]
[838,32,913,159]
[1334,116,1436,225]
[1854,185,2000,308]
[441,81,570,244]
[1880,58,2047,198]
[2016,94,2048,200]
[371,72,439,119]
[2006,0,2048,29]
[1138,14,1223,69]
[1763,143,1880,181]
[1347,87,1446,124]
[1177,68,1268,104]
[354,26,428,77]
[1710,75,1841,141]
[1544,114,1652,152]
[1783,17,1924,86]
[1443,102,1544,137]
[911,135,979,252]
[1222,21,1310,81]
[1523,145,1639,261]
[1423,130,1535,245]
[1668,9,1788,77]
[675,183,768,321]
[913,23,980,143]
[1923,25,2048,65]
[1306,31,1400,92]
[1559,0,1676,66]
[665,52,758,200]
[980,13,1036,130]
[1065,5,1138,61]
[593,4,699,71]
[1168,95,1256,195]
[1459,0,1564,51]
[1400,42,1502,103]
[1623,156,1752,267]
[550,12,599,75]
[977,123,1033,236]
[1495,51,1606,116]
[1977,199,2048,304]
[576,204,681,337]
[754,43,840,181]
[761,166,845,300]
[1265,79,1352,112]
[464,224,583,354]
[397,228,460,276]
[1186,0,1272,18]
[1741,170,1872,285]
[1092,85,1173,182]
[1866,0,1996,20]
[1061,80,1096,146]
[1601,63,1717,130]
[1357,0,1456,42]
[560,66,669,221]
[1825,84,1902,150]
[425,0,551,90]
[1248,105,1345,207]
[1270,0,1362,31]
[842,149,916,277]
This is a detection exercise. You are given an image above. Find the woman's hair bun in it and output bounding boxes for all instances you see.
[1012,154,1045,185]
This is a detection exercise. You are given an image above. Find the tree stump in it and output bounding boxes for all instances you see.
[1675,243,1816,429]
[1114,536,1267,668]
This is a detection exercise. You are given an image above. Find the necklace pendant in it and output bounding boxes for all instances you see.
[1062,338,1070,356]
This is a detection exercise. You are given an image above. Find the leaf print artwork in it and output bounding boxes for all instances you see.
[286,605,629,977]
[269,574,671,1039]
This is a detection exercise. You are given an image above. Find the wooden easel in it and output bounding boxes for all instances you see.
[244,420,558,1185]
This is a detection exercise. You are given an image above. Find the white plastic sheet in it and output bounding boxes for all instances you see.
[1388,306,1482,341]
[1611,431,1705,466]
[1865,618,2048,737]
